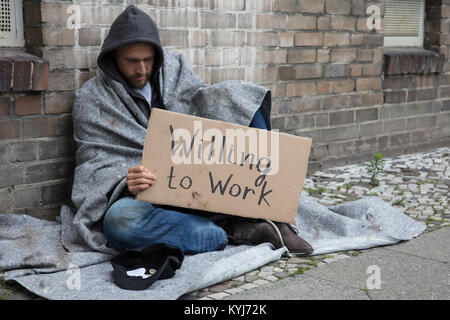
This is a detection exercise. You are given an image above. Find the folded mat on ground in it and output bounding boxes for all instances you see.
[0,193,426,300]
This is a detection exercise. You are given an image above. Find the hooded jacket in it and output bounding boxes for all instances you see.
[97,5,164,119]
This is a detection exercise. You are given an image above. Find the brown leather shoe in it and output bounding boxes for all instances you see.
[274,222,314,255]
[224,219,284,250]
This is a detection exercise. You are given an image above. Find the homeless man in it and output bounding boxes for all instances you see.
[71,5,313,256]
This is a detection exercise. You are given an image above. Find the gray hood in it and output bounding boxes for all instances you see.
[97,5,163,87]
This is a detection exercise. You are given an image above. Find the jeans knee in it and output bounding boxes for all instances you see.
[190,222,227,253]
[103,198,149,242]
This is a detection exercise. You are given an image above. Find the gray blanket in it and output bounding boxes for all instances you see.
[0,193,425,300]
[71,49,271,254]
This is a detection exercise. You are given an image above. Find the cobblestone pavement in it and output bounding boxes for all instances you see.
[1,147,449,300]
[180,146,450,300]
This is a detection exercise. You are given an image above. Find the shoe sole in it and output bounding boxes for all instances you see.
[289,248,314,256]
[264,219,284,249]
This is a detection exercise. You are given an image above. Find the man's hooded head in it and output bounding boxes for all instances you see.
[97,5,163,89]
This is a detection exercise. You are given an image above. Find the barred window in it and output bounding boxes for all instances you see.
[0,0,24,47]
[384,0,425,47]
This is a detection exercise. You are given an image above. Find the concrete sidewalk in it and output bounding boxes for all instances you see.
[223,227,450,300]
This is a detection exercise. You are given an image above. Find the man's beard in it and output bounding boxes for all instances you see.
[128,73,150,88]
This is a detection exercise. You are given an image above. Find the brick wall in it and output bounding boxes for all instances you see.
[0,0,449,220]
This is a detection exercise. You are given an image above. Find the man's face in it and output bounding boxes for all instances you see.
[114,43,155,89]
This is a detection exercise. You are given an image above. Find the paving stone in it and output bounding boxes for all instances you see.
[253,279,270,286]
[208,292,230,300]
[239,283,258,290]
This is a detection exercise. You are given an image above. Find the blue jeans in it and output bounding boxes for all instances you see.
[103,107,267,254]
[103,197,228,254]
[249,107,268,130]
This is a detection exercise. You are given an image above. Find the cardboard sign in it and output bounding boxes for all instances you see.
[136,108,311,224]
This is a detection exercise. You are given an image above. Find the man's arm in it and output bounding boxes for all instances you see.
[126,165,157,195]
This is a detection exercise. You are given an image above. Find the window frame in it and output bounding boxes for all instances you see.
[0,0,25,47]
[384,0,425,48]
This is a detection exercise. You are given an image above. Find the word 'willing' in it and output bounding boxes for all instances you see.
[169,121,280,175]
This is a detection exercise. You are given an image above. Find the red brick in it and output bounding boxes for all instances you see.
[160,9,199,28]
[286,81,316,97]
[0,59,13,92]
[287,49,316,63]
[256,13,287,29]
[23,1,41,26]
[363,63,383,76]
[295,64,323,79]
[0,120,20,140]
[325,0,351,14]
[298,0,325,13]
[331,15,356,31]
[201,11,236,29]
[279,66,296,80]
[210,31,245,47]
[330,48,357,62]
[210,68,245,83]
[384,91,406,103]
[45,93,74,114]
[350,64,363,77]
[48,71,76,91]
[361,93,383,106]
[42,27,75,46]
[318,16,331,30]
[13,60,32,91]
[15,95,42,115]
[324,32,350,47]
[317,49,330,62]
[211,0,245,10]
[357,49,373,62]
[317,81,329,94]
[330,79,355,93]
[287,15,316,30]
[247,31,278,47]
[280,32,294,47]
[357,78,382,92]
[246,66,278,82]
[41,2,73,25]
[22,116,73,138]
[32,60,49,91]
[188,30,209,47]
[255,49,287,64]
[294,32,323,46]
[79,27,102,46]
[273,0,297,12]
[0,97,10,117]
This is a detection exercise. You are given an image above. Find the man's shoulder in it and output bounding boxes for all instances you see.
[76,73,105,98]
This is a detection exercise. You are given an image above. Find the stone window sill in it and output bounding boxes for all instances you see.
[384,48,445,75]
[0,48,49,93]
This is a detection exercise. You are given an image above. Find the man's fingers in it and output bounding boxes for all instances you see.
[127,177,155,186]
[128,165,153,174]
[126,171,157,181]
[128,184,150,195]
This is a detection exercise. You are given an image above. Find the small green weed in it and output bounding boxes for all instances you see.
[368,152,385,186]
[304,186,328,195]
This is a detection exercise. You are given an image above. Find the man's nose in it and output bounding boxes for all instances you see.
[136,60,146,74]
